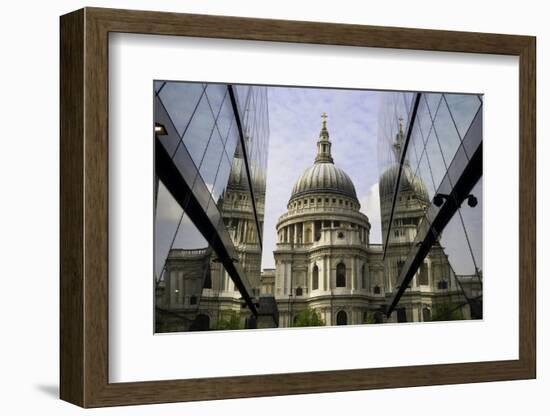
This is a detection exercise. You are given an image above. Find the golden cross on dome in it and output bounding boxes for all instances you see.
[321,112,328,127]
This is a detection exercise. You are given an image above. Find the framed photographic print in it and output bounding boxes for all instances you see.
[60,7,536,408]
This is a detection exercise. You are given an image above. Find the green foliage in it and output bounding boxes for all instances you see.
[362,312,376,324]
[431,302,464,322]
[292,308,326,327]
[212,311,243,330]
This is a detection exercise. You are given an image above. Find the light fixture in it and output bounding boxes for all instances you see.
[154,122,167,135]
[433,193,449,207]
[466,194,478,207]
[434,192,478,208]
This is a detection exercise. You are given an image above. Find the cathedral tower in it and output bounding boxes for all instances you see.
[273,114,379,327]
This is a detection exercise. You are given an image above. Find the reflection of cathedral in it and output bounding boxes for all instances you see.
[158,114,476,331]
[156,139,267,332]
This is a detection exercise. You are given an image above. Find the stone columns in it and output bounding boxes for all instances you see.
[427,258,433,288]
[325,255,329,290]
[327,256,332,290]
[351,257,356,291]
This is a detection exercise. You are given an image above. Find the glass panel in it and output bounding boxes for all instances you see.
[154,181,184,278]
[415,97,432,144]
[180,94,216,167]
[205,84,228,118]
[198,128,224,194]
[172,212,209,250]
[425,93,442,119]
[438,209,476,277]
[407,141,419,174]
[444,93,482,139]
[457,179,483,273]
[462,106,482,160]
[212,153,232,206]
[216,97,234,143]
[433,98,463,167]
[402,92,415,119]
[424,126,448,190]
[234,85,251,114]
[158,82,204,137]
[155,96,180,158]
[154,80,165,93]
[171,141,197,189]
[408,121,424,174]
[224,120,240,167]
[414,149,437,201]
[191,172,213,213]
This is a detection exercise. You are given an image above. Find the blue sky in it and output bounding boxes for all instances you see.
[261,86,384,269]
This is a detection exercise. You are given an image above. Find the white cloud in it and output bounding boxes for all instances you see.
[156,181,183,223]
[360,182,382,244]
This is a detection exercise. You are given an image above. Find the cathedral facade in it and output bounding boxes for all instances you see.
[269,114,469,327]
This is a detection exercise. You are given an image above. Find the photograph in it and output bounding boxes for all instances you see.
[153,82,483,332]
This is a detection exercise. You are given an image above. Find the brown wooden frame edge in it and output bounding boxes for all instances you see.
[60,7,536,408]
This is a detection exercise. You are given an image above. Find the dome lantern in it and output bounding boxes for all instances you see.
[314,112,334,164]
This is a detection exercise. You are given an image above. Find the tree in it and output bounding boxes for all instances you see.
[431,302,464,321]
[292,308,325,327]
[212,311,243,330]
[362,312,376,324]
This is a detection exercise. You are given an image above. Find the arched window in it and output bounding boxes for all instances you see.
[312,265,319,290]
[397,308,407,323]
[422,307,431,322]
[203,267,212,289]
[336,262,346,287]
[336,310,348,325]
[361,264,367,289]
[419,262,429,285]
[305,227,312,243]
[190,314,210,331]
[314,221,322,241]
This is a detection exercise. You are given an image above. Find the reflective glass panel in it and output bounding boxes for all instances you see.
[433,98,464,167]
[158,82,204,137]
[444,93,482,139]
[205,84,228,118]
[198,128,224,193]
[181,94,216,167]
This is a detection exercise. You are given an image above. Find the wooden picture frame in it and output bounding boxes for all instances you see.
[60,7,536,408]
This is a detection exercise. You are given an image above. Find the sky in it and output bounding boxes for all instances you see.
[260,86,384,270]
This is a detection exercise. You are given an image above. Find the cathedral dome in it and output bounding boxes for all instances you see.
[290,163,357,201]
[288,113,358,203]
[378,117,430,204]
[379,163,429,203]
[228,153,266,193]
